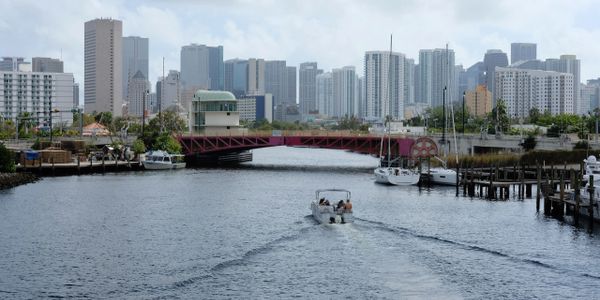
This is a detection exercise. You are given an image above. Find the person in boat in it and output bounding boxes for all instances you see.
[344,199,352,212]
[336,200,345,211]
[324,200,330,206]
[319,198,325,205]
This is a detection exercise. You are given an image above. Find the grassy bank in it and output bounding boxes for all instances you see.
[445,149,599,169]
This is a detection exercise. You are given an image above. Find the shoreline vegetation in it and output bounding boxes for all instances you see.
[445,149,599,169]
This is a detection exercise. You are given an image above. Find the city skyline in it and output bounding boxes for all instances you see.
[1,0,599,98]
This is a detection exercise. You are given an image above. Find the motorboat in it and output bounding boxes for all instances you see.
[572,156,600,222]
[142,150,186,170]
[582,155,600,184]
[375,167,420,185]
[310,189,353,224]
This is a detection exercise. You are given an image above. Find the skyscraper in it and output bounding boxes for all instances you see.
[404,58,415,105]
[287,66,297,104]
[299,62,319,114]
[0,57,29,71]
[364,51,405,121]
[483,49,508,101]
[122,36,149,101]
[416,48,455,108]
[545,55,581,114]
[246,58,265,95]
[180,44,223,91]
[265,60,287,107]
[510,43,537,64]
[316,72,332,116]
[156,70,181,111]
[32,57,64,73]
[126,71,149,117]
[224,59,247,97]
[84,18,123,116]
[331,66,358,117]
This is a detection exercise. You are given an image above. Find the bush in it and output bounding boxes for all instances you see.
[520,135,537,151]
[574,140,590,150]
[0,143,16,173]
[132,138,146,154]
[153,134,182,154]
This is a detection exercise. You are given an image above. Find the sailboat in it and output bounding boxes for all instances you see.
[422,45,458,186]
[374,124,420,185]
[374,35,420,186]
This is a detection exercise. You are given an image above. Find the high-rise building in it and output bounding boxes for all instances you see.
[246,58,265,95]
[73,82,79,107]
[122,36,149,101]
[465,85,492,117]
[358,76,365,118]
[286,66,296,105]
[237,94,273,123]
[545,55,581,114]
[32,57,64,73]
[224,59,247,97]
[0,71,74,125]
[0,57,30,72]
[208,46,224,91]
[265,60,287,109]
[156,70,181,111]
[316,72,332,116]
[495,67,574,117]
[126,71,149,117]
[483,49,508,101]
[404,58,415,105]
[586,78,600,110]
[180,44,223,91]
[510,43,537,64]
[416,50,433,105]
[416,48,455,107]
[364,51,405,121]
[464,62,485,91]
[84,18,123,116]
[330,66,358,118]
[299,62,319,114]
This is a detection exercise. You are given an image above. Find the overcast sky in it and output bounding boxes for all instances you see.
[1,0,599,92]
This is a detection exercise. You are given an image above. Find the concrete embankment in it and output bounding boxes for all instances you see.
[0,173,39,190]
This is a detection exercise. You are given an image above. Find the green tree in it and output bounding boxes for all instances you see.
[520,134,537,152]
[528,107,540,124]
[153,133,182,154]
[574,140,590,150]
[488,99,510,134]
[0,143,16,173]
[94,112,113,127]
[132,138,146,155]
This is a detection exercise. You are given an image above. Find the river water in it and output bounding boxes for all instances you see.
[1,147,600,299]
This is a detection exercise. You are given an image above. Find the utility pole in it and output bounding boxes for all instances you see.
[142,90,147,136]
[462,91,465,135]
[49,97,53,144]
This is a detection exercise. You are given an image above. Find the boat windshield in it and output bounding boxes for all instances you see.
[315,189,351,201]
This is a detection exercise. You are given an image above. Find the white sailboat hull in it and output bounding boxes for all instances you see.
[423,167,458,185]
[143,161,186,170]
[374,167,420,186]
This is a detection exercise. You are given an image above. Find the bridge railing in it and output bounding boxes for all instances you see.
[179,129,425,138]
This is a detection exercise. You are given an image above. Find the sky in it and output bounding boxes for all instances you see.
[1,0,600,94]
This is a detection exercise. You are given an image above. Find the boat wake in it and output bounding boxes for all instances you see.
[354,217,600,281]
[169,225,317,290]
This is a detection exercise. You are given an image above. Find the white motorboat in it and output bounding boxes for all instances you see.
[572,156,600,222]
[142,150,186,170]
[310,189,353,224]
[375,167,420,185]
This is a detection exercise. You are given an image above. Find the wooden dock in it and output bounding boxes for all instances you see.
[17,158,143,176]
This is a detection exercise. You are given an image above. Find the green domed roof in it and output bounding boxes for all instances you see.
[193,90,236,101]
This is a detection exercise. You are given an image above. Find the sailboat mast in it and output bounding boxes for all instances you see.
[387,34,393,167]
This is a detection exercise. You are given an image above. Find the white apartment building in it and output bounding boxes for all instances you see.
[495,67,574,117]
[316,72,332,116]
[331,66,358,118]
[1,71,74,126]
[364,51,405,121]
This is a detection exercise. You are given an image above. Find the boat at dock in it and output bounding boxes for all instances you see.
[572,156,600,222]
[142,150,186,170]
[310,189,353,224]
